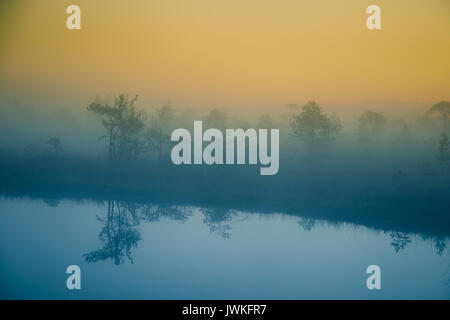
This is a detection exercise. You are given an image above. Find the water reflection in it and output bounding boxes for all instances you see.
[84,200,142,265]
[435,239,447,257]
[0,196,449,299]
[71,198,450,266]
[298,217,316,231]
[81,200,243,265]
[201,207,234,239]
[388,232,412,253]
[43,198,60,207]
[83,200,191,265]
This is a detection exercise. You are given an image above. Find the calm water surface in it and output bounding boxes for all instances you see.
[0,198,448,299]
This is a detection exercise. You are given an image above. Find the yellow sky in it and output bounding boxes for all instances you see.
[0,0,449,110]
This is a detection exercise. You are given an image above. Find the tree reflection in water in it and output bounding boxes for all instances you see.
[82,200,448,265]
[389,231,412,252]
[84,200,141,265]
[84,200,191,265]
[201,207,233,239]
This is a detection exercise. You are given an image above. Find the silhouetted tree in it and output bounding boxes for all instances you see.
[289,101,342,149]
[87,94,145,162]
[280,104,299,128]
[256,114,274,129]
[204,109,228,129]
[391,120,415,147]
[145,102,176,160]
[426,101,450,134]
[230,118,250,129]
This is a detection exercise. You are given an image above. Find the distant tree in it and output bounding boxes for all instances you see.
[285,103,299,111]
[416,114,435,130]
[391,120,415,147]
[437,133,450,171]
[84,200,141,265]
[204,109,228,129]
[289,101,342,148]
[145,102,176,159]
[230,118,250,129]
[426,101,450,134]
[202,207,233,239]
[280,104,299,127]
[45,137,64,156]
[256,114,274,129]
[87,94,145,162]
[358,110,387,143]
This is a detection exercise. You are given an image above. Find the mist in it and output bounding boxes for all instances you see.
[1,93,449,238]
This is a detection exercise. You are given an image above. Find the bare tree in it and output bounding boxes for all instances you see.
[87,94,145,162]
[426,101,450,134]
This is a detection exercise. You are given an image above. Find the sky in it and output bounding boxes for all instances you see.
[0,0,449,113]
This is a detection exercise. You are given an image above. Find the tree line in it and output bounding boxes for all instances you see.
[84,94,450,171]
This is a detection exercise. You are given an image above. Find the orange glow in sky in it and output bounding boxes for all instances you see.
[0,0,449,110]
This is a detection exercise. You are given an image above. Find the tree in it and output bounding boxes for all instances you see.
[230,118,250,129]
[358,110,387,143]
[145,102,176,160]
[204,109,228,129]
[256,114,274,129]
[391,120,415,147]
[426,101,450,134]
[87,94,145,162]
[289,101,342,148]
[280,103,299,128]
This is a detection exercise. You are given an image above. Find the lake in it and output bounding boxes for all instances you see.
[0,197,448,299]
